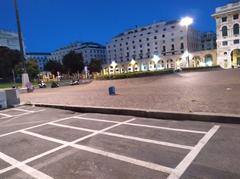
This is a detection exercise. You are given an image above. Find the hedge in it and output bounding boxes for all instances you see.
[181,65,221,72]
[96,69,174,80]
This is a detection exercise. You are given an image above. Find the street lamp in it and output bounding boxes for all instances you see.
[152,55,160,71]
[180,16,193,68]
[130,59,136,72]
[110,61,117,75]
[14,0,29,88]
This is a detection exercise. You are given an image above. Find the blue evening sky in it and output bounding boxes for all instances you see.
[0,0,230,52]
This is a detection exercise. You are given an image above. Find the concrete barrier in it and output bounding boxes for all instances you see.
[26,103,240,124]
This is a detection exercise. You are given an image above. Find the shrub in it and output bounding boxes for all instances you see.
[96,69,174,80]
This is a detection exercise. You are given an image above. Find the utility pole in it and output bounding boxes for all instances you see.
[13,0,29,87]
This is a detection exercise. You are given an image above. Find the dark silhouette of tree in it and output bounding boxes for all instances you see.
[0,46,21,80]
[88,59,102,73]
[62,51,84,74]
[44,60,63,75]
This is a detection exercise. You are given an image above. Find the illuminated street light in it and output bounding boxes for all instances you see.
[130,59,136,72]
[180,16,193,68]
[110,61,117,74]
[180,16,193,27]
[152,55,160,71]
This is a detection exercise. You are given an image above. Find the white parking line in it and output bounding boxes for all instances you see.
[71,143,173,174]
[0,113,12,118]
[12,108,35,113]
[0,117,136,175]
[20,125,174,174]
[74,116,118,123]
[49,122,194,150]
[167,125,220,179]
[74,116,207,134]
[0,114,86,138]
[0,152,53,179]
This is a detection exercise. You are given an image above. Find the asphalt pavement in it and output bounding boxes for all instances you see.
[0,106,239,179]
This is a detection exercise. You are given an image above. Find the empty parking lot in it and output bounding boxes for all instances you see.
[0,106,240,179]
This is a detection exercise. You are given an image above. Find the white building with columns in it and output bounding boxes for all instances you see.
[212,0,240,68]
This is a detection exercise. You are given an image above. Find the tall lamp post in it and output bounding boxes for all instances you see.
[180,16,193,68]
[14,0,29,88]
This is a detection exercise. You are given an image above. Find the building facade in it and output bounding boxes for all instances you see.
[201,32,217,51]
[106,20,202,65]
[104,19,217,75]
[48,42,106,65]
[212,1,240,68]
[26,52,51,71]
[0,30,24,51]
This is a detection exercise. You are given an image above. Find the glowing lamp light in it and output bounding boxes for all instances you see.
[180,16,193,27]
[111,61,117,68]
[182,51,192,59]
[152,55,160,64]
[130,59,136,66]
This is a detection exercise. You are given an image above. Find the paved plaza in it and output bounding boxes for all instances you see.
[21,69,240,115]
[0,106,240,179]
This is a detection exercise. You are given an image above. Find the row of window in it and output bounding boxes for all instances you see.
[109,43,185,53]
[222,14,239,22]
[121,25,178,38]
[222,24,240,37]
[109,37,185,49]
[113,33,184,44]
[222,39,240,46]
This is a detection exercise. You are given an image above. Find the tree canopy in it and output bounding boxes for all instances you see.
[62,51,84,74]
[0,46,21,80]
[88,59,102,73]
[44,60,63,75]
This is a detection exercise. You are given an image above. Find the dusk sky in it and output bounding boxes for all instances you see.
[0,0,230,52]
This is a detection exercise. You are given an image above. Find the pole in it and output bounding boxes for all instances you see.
[14,0,26,72]
[186,25,190,67]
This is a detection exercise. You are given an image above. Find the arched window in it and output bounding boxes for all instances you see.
[233,24,239,35]
[222,26,228,37]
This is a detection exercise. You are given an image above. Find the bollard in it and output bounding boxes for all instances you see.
[108,86,116,96]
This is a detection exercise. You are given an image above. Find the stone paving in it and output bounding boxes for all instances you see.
[20,69,240,115]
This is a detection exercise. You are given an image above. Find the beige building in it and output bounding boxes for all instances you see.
[103,49,217,75]
[212,1,240,68]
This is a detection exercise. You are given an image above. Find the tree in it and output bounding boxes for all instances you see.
[62,51,84,74]
[15,59,40,81]
[44,60,63,75]
[26,59,40,80]
[88,59,102,73]
[0,46,21,80]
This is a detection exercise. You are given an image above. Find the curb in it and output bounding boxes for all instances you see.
[27,103,240,124]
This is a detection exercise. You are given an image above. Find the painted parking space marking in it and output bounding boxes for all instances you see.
[0,152,53,179]
[0,110,221,179]
[49,122,194,150]
[75,116,207,134]
[167,125,220,179]
[74,116,119,123]
[0,113,12,118]
[20,125,174,174]
[0,117,136,176]
[0,114,86,138]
